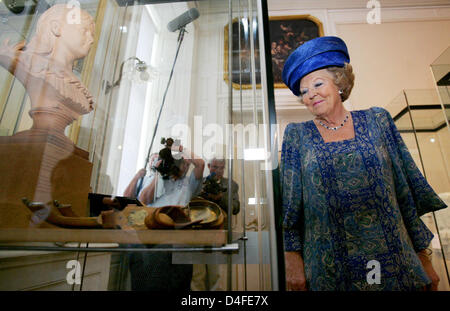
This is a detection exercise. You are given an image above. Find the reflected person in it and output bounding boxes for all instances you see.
[124,141,205,291]
[197,157,240,215]
[191,157,240,291]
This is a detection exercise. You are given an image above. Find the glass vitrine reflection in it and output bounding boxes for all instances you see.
[0,0,279,291]
[390,88,450,291]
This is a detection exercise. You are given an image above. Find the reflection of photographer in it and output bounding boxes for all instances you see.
[200,172,227,202]
[191,157,240,292]
[124,138,205,206]
[155,138,182,179]
[123,138,205,291]
[197,158,240,215]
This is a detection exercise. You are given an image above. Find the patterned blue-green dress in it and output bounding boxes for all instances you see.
[281,107,447,290]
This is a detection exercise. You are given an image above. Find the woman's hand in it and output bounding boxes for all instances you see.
[285,251,307,291]
[418,250,440,291]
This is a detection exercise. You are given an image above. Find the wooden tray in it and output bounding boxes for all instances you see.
[0,228,241,245]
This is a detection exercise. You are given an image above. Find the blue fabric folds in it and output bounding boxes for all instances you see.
[280,107,447,290]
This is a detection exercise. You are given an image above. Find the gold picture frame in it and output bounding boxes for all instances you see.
[269,15,324,89]
[224,15,324,90]
[223,17,261,90]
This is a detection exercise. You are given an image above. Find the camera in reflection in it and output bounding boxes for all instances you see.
[153,137,183,179]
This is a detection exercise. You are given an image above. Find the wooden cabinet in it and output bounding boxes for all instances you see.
[0,249,111,291]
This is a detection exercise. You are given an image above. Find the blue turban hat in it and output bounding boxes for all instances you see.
[282,36,350,96]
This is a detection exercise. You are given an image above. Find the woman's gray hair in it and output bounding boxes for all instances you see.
[326,63,355,102]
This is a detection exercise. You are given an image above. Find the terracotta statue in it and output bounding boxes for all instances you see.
[0,4,95,141]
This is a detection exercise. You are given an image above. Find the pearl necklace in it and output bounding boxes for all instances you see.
[318,114,349,131]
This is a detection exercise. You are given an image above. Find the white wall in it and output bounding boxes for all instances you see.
[116,8,157,196]
[269,0,450,149]
[114,2,196,195]
[337,19,450,111]
[189,1,266,163]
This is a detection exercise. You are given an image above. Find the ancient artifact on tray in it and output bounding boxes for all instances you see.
[102,197,225,230]
[187,197,225,229]
[144,205,203,229]
[21,195,225,230]
[102,203,223,230]
[22,198,103,228]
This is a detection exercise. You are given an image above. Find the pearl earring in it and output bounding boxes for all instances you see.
[339,90,343,95]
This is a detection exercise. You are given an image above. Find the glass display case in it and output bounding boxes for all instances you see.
[0,0,281,291]
[389,87,450,291]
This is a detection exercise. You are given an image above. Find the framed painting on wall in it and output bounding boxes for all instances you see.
[224,17,261,90]
[269,15,324,88]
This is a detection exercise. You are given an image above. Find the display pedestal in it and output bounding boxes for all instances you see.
[0,132,92,228]
[0,228,233,245]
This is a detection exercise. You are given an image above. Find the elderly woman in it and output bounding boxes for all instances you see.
[280,36,447,291]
